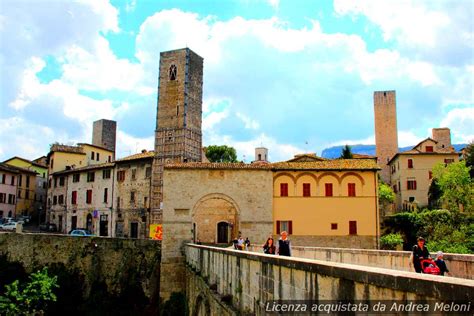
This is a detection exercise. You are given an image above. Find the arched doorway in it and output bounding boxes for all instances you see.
[192,194,239,244]
[217,221,230,243]
[86,213,93,233]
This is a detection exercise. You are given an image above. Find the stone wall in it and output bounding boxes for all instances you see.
[186,244,474,315]
[249,245,474,280]
[0,232,161,314]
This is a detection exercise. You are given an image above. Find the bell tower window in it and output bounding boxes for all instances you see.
[169,64,177,80]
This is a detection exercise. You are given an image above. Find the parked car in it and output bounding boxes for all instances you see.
[0,222,18,231]
[18,215,31,223]
[70,229,94,237]
[39,222,57,232]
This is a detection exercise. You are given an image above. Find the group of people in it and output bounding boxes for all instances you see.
[262,231,292,256]
[411,236,449,275]
[233,236,251,250]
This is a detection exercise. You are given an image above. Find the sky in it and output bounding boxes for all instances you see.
[0,0,473,162]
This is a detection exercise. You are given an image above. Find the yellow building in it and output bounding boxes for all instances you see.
[3,156,48,220]
[5,165,38,217]
[388,130,459,211]
[272,155,380,248]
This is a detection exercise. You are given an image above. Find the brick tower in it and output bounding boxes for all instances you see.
[92,119,117,154]
[151,48,203,223]
[374,90,398,184]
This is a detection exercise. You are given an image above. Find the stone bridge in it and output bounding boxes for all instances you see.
[184,244,474,315]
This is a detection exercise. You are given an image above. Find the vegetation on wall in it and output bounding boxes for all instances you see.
[380,233,404,250]
[383,209,474,254]
[0,267,58,316]
[205,145,238,163]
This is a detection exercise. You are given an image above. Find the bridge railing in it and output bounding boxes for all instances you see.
[248,244,474,279]
[185,244,474,315]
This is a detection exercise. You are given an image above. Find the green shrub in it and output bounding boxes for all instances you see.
[380,233,404,250]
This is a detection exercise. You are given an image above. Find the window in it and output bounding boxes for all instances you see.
[8,194,15,204]
[348,183,356,197]
[26,176,30,188]
[169,64,177,80]
[71,191,77,205]
[258,154,262,160]
[103,188,108,203]
[58,194,64,205]
[18,190,21,199]
[53,196,57,205]
[393,185,398,193]
[407,180,417,190]
[144,196,148,208]
[91,151,95,160]
[48,179,51,188]
[51,159,54,169]
[398,181,401,193]
[280,183,288,196]
[325,183,333,197]
[25,191,29,199]
[130,191,135,203]
[303,183,311,197]
[444,158,454,164]
[73,174,80,182]
[96,153,100,161]
[131,169,136,181]
[59,176,65,186]
[145,167,152,179]
[408,159,413,168]
[0,193,5,203]
[331,223,338,230]
[86,190,92,204]
[429,171,433,179]
[409,197,415,202]
[103,169,111,179]
[108,155,111,162]
[54,177,57,187]
[349,221,357,235]
[19,175,22,187]
[276,220,293,234]
[1,174,5,184]
[87,172,95,182]
[426,146,433,152]
[10,176,14,186]
[117,170,125,182]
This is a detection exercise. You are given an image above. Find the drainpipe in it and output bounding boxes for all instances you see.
[374,171,380,249]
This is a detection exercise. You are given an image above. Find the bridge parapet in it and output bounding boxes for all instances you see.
[248,245,474,279]
[186,244,474,315]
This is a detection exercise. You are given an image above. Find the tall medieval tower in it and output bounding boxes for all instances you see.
[374,90,398,184]
[151,48,203,223]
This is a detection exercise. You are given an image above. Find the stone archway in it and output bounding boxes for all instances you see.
[193,295,210,316]
[192,194,239,244]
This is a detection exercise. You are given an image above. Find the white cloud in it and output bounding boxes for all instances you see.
[397,130,425,147]
[115,130,154,159]
[236,112,260,130]
[440,107,474,143]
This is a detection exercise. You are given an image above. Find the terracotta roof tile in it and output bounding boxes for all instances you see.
[116,151,155,162]
[53,162,115,175]
[165,159,380,171]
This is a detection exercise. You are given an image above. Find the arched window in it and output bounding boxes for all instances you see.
[169,64,177,80]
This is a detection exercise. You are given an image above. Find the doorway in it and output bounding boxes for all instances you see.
[86,214,93,234]
[71,216,77,231]
[58,215,63,232]
[130,222,138,238]
[217,222,229,243]
[99,214,108,236]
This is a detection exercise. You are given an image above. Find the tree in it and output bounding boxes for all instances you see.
[340,145,353,159]
[205,145,238,163]
[428,179,442,209]
[432,161,473,212]
[464,142,474,178]
[378,183,395,216]
[0,267,59,315]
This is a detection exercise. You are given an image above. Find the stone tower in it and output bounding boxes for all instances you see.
[92,119,117,154]
[374,90,398,184]
[255,147,268,162]
[151,48,203,223]
[432,128,452,151]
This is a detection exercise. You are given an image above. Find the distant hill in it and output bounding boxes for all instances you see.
[321,144,467,159]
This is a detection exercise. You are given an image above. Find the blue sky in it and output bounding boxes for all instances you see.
[0,0,473,162]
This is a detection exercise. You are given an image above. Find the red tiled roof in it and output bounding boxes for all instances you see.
[116,151,155,162]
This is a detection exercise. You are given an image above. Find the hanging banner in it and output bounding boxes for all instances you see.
[149,224,162,240]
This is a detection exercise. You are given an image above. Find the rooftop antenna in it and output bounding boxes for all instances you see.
[305,141,309,153]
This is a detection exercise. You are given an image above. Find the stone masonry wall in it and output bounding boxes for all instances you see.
[0,232,161,314]
[186,244,474,315]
